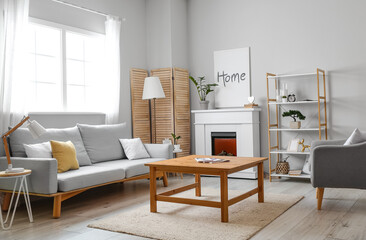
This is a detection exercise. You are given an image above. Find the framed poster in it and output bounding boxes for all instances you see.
[214,47,251,108]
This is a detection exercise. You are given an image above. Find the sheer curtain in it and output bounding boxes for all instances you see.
[104,16,121,124]
[0,0,29,133]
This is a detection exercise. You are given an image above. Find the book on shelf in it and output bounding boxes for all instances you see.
[288,170,302,176]
[195,158,230,163]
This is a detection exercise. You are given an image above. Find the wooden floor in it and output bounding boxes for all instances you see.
[1,175,365,240]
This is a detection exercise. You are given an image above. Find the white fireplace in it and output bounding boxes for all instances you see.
[191,108,261,179]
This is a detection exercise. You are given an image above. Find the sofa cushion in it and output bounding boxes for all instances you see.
[94,158,165,178]
[51,140,79,173]
[9,126,92,166]
[119,138,150,160]
[57,166,125,192]
[77,123,129,163]
[23,142,52,158]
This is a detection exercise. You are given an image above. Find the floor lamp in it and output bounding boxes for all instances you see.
[142,77,165,143]
[2,116,46,173]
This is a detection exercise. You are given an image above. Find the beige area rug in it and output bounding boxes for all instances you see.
[88,188,303,240]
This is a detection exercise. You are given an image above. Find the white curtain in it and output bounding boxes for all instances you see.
[0,0,29,133]
[104,16,121,124]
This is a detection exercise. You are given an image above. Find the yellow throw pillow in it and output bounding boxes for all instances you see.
[50,140,79,173]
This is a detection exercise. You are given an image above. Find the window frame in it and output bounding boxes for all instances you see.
[28,17,105,111]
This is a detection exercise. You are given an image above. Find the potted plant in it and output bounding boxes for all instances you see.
[171,133,181,151]
[189,75,218,110]
[282,96,287,103]
[282,110,306,129]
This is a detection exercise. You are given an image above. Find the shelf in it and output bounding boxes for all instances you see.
[267,73,320,79]
[270,150,310,155]
[268,100,325,105]
[269,128,324,132]
[271,173,311,179]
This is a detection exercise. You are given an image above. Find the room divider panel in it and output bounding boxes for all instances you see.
[130,67,190,158]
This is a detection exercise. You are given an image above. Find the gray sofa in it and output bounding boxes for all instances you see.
[0,123,173,218]
[310,139,366,209]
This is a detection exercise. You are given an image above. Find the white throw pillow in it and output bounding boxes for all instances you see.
[23,142,52,158]
[344,128,366,145]
[302,156,311,175]
[119,138,150,160]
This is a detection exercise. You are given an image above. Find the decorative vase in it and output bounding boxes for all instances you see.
[275,162,290,174]
[174,144,181,151]
[199,100,209,110]
[282,98,287,103]
[290,121,301,129]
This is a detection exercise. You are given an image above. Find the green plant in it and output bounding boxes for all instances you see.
[171,133,181,144]
[282,110,306,122]
[282,96,287,98]
[189,76,218,101]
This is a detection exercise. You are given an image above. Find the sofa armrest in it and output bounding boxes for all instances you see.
[144,144,173,159]
[311,141,366,189]
[311,139,346,149]
[0,157,58,194]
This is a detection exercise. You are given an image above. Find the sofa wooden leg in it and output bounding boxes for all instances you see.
[317,187,324,210]
[162,172,168,187]
[1,193,12,211]
[53,195,62,218]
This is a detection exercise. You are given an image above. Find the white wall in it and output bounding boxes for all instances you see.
[29,0,148,137]
[188,0,366,172]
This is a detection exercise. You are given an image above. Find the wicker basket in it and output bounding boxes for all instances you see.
[275,162,290,174]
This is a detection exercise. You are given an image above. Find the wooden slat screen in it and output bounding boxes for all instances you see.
[150,68,174,143]
[173,67,191,157]
[130,68,151,143]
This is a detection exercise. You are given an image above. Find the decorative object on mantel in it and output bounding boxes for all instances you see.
[214,47,251,108]
[298,139,311,152]
[171,133,181,151]
[244,96,258,108]
[275,156,290,174]
[282,110,306,129]
[189,76,218,110]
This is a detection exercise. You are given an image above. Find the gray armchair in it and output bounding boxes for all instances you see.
[310,139,366,210]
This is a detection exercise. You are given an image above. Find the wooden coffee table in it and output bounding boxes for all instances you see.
[145,155,267,222]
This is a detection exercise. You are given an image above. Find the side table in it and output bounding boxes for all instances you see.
[0,170,33,230]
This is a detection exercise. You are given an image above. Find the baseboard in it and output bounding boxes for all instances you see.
[228,171,258,179]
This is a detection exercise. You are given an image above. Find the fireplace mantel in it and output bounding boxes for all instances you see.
[192,108,261,179]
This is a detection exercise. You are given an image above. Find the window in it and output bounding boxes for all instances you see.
[26,19,105,112]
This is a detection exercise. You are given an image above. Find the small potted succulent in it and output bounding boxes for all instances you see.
[189,75,218,110]
[282,110,306,129]
[282,96,287,103]
[171,133,181,151]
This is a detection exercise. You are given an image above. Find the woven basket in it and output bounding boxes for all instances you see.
[275,162,290,174]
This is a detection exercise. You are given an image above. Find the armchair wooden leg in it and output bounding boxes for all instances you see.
[162,172,168,187]
[53,195,62,218]
[1,193,12,211]
[317,187,324,210]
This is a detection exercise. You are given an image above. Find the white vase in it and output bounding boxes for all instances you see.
[174,144,181,151]
[282,98,287,103]
[199,101,209,110]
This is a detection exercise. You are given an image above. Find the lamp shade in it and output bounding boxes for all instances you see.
[142,77,165,100]
[26,120,47,139]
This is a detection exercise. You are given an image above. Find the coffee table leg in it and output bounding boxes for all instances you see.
[150,166,157,212]
[258,162,264,203]
[220,172,229,222]
[195,174,201,197]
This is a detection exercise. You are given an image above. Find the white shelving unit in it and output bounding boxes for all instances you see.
[266,68,328,181]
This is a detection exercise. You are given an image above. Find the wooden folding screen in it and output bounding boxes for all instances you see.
[172,68,190,158]
[130,67,191,157]
[130,68,150,143]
